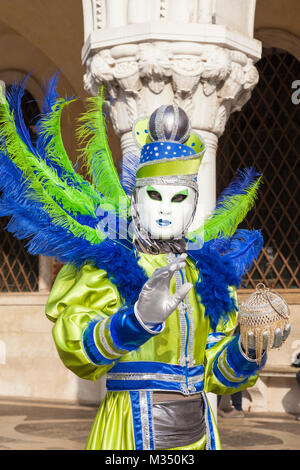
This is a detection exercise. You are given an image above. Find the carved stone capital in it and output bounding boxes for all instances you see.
[84,41,259,138]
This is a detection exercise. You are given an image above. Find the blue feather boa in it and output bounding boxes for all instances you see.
[188,229,263,329]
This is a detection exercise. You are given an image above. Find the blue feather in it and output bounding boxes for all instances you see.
[41,72,60,115]
[207,229,263,282]
[223,229,263,282]
[189,245,240,330]
[120,150,141,196]
[188,229,263,330]
[36,72,60,160]
[216,167,261,208]
[34,73,80,188]
[6,73,38,157]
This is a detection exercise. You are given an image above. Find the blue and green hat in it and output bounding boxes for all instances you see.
[133,105,206,180]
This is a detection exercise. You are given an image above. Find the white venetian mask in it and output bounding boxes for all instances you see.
[133,183,197,240]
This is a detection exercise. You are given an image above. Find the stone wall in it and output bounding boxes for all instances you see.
[0,294,105,405]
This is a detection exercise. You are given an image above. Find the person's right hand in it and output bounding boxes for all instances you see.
[135,253,192,326]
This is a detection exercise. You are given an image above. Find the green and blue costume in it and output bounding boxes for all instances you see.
[0,75,265,450]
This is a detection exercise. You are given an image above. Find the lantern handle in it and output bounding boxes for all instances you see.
[255,283,289,319]
[256,282,268,292]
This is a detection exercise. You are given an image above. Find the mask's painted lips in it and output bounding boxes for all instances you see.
[156,219,172,227]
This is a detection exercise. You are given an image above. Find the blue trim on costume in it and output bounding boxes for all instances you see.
[213,362,248,389]
[107,361,205,393]
[147,391,155,450]
[129,391,155,450]
[227,335,266,375]
[110,306,163,352]
[106,378,204,393]
[109,361,204,376]
[82,322,113,365]
[129,391,143,450]
[206,333,226,350]
[212,336,265,388]
[202,393,217,450]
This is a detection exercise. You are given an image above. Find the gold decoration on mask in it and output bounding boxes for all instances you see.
[238,283,290,364]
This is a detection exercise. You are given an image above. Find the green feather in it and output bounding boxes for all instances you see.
[0,95,106,244]
[187,178,262,242]
[38,96,102,204]
[76,88,129,216]
[38,98,76,174]
[0,97,98,218]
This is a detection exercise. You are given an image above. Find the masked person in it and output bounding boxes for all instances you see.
[0,81,290,450]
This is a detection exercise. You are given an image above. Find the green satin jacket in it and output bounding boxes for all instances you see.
[45,251,262,450]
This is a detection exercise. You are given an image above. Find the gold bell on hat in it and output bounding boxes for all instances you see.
[238,283,290,364]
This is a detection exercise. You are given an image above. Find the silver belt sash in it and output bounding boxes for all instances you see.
[152,395,205,449]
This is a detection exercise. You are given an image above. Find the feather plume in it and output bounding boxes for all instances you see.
[189,245,240,330]
[34,75,101,206]
[120,149,141,196]
[40,72,60,115]
[187,168,262,243]
[216,167,261,207]
[37,96,77,174]
[0,81,134,249]
[0,144,133,263]
[0,95,101,217]
[0,97,106,244]
[5,75,102,207]
[0,151,102,246]
[188,229,263,329]
[6,74,38,156]
[223,229,263,282]
[203,177,261,241]
[76,88,129,215]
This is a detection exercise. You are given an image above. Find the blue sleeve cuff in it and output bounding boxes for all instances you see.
[212,334,267,388]
[110,305,164,352]
[82,321,113,366]
[227,335,267,374]
[82,306,164,366]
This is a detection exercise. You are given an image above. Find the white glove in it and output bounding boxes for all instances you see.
[135,253,192,326]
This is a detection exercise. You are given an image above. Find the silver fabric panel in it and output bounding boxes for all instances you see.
[152,396,205,449]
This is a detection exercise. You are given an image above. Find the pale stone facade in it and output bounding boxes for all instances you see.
[0,0,298,417]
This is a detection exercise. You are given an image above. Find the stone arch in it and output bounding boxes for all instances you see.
[255,28,300,62]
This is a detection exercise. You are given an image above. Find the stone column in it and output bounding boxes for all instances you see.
[81,0,262,415]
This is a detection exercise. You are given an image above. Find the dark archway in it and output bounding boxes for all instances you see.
[217,50,300,290]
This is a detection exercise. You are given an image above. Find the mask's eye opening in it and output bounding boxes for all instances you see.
[147,189,162,201]
[171,191,188,203]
